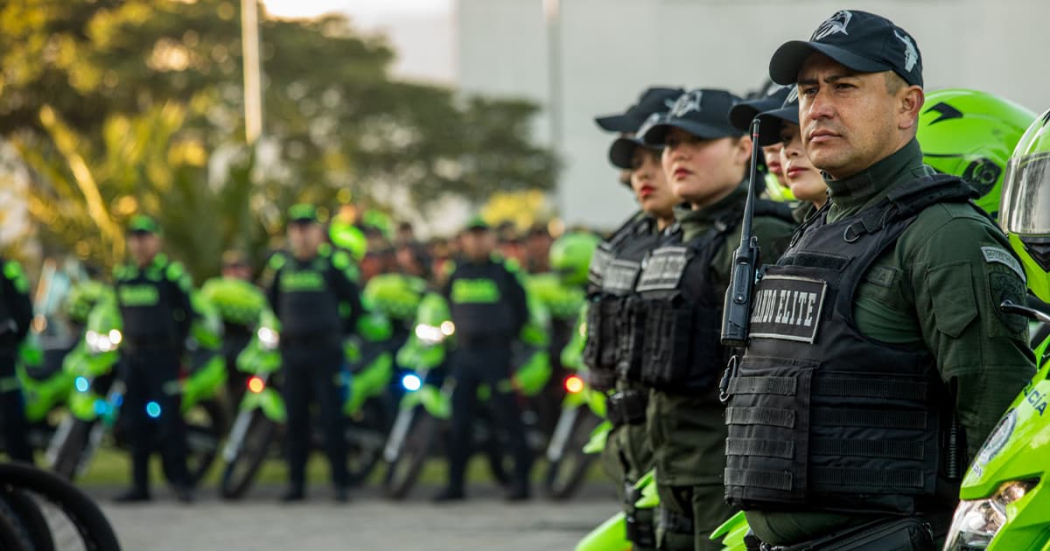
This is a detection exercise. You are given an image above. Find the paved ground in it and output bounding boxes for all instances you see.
[93,483,620,551]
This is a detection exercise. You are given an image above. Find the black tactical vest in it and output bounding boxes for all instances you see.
[723,175,976,515]
[116,256,182,346]
[277,253,343,340]
[633,215,738,393]
[447,259,516,344]
[583,217,663,390]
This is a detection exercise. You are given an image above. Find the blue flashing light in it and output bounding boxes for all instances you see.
[113,394,124,407]
[401,373,422,392]
[93,399,108,416]
[75,377,90,393]
[146,401,162,419]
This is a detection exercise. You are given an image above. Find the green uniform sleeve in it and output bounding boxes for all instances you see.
[712,216,797,286]
[901,205,1035,458]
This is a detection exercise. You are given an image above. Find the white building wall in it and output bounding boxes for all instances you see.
[457,0,1050,230]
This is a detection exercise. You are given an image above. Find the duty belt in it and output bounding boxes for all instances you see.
[606,390,648,427]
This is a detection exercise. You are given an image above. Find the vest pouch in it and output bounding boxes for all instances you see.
[582,297,603,370]
[615,296,647,381]
[724,356,817,506]
[598,296,623,370]
[639,298,696,391]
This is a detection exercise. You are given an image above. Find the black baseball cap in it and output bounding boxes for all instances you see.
[754,86,801,147]
[595,87,685,133]
[641,89,744,146]
[608,111,669,170]
[729,84,793,134]
[769,10,923,87]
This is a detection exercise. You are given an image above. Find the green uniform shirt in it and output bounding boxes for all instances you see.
[649,181,796,487]
[747,139,1036,545]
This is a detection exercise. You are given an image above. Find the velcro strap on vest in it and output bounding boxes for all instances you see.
[812,467,925,490]
[725,407,796,428]
[784,251,851,271]
[812,378,927,400]
[658,507,695,535]
[727,376,797,396]
[810,438,924,460]
[812,408,928,429]
[724,468,793,492]
[726,438,795,459]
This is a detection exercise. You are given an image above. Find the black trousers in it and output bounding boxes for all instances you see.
[446,346,531,490]
[122,348,188,490]
[281,345,347,490]
[0,351,32,463]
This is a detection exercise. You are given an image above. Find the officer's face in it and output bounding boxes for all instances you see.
[629,147,676,221]
[797,53,923,179]
[127,232,160,267]
[461,230,494,261]
[762,143,788,187]
[778,122,827,207]
[662,128,751,208]
[288,222,323,258]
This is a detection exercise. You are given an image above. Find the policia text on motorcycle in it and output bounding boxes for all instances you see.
[264,204,363,503]
[638,90,796,551]
[435,217,533,502]
[0,256,35,464]
[590,85,682,551]
[719,11,1035,550]
[113,216,195,503]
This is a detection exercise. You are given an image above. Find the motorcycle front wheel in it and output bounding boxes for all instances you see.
[220,409,278,500]
[382,407,435,500]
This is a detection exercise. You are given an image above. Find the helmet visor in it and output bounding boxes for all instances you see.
[1002,151,1050,235]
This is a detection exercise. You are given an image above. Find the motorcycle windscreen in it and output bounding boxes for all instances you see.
[1002,150,1050,235]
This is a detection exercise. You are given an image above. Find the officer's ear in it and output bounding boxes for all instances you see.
[734,135,753,168]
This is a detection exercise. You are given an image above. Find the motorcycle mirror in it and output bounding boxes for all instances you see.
[1000,300,1050,325]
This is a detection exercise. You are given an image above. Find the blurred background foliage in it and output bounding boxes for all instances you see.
[0,0,556,279]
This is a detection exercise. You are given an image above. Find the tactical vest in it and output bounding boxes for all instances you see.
[448,260,515,344]
[277,253,343,340]
[633,216,737,393]
[723,175,975,515]
[115,256,182,345]
[583,218,663,390]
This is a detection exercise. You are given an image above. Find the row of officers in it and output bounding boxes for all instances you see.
[583,10,1040,551]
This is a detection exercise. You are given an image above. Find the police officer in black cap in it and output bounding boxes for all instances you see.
[0,255,34,463]
[586,86,682,551]
[721,11,1034,549]
[636,89,796,550]
[264,204,362,503]
[113,215,194,503]
[729,83,794,199]
[434,216,532,502]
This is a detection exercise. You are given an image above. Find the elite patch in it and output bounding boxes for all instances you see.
[602,260,642,294]
[750,276,828,343]
[990,271,1028,334]
[636,247,689,292]
[982,246,1026,282]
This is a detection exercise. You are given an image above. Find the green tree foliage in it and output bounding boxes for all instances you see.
[1,0,555,278]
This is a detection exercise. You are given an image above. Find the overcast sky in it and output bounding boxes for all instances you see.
[262,0,455,83]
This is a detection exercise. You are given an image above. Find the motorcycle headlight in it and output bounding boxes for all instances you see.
[85,330,115,353]
[944,479,1038,550]
[257,327,279,351]
[414,324,446,346]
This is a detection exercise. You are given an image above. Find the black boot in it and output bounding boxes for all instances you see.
[504,480,530,502]
[280,487,306,503]
[172,483,195,504]
[113,488,152,503]
[432,486,466,503]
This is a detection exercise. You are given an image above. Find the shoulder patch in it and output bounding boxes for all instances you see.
[3,260,29,294]
[981,247,1026,282]
[268,253,287,271]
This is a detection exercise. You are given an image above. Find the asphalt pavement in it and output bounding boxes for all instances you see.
[94,483,619,551]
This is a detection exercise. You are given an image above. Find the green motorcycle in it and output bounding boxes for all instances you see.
[47,293,228,485]
[543,306,608,500]
[381,291,555,499]
[219,305,394,499]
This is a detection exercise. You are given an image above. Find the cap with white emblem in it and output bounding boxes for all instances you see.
[768,10,923,88]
